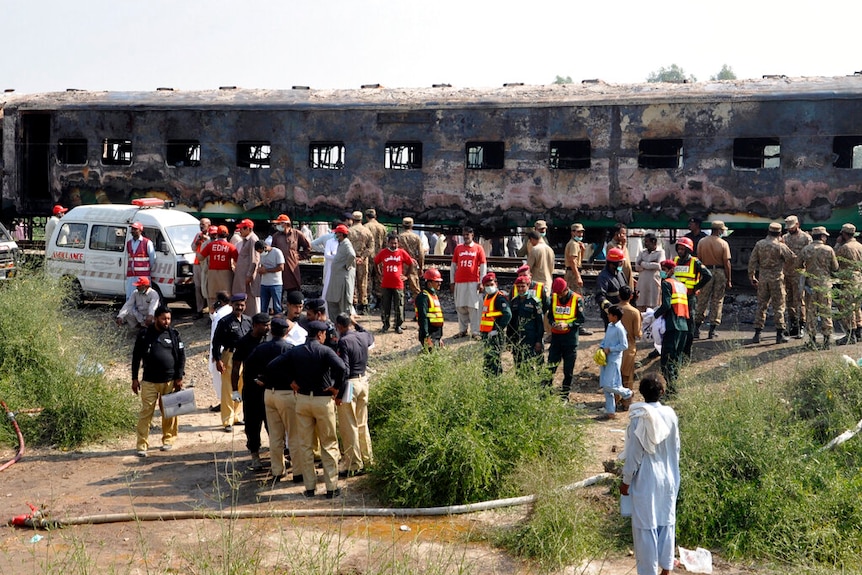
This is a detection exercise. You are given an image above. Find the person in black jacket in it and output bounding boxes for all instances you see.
[131,306,185,457]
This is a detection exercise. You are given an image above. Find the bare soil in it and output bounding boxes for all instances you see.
[0,295,833,574]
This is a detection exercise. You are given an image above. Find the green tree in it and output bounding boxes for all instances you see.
[710,64,737,80]
[553,75,573,84]
[647,64,696,83]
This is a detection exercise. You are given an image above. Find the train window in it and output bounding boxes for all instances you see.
[549,140,591,169]
[733,138,780,169]
[309,142,345,170]
[466,141,504,169]
[57,138,88,165]
[384,142,423,170]
[166,140,201,167]
[638,139,683,169]
[833,136,862,169]
[237,141,271,169]
[89,224,126,252]
[101,138,133,166]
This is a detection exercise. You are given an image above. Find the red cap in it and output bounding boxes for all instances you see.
[207,225,219,235]
[130,222,144,231]
[660,259,676,270]
[481,272,497,285]
[236,218,254,230]
[423,268,442,282]
[217,225,229,236]
[271,214,291,224]
[516,264,530,276]
[607,247,625,262]
[133,276,151,287]
[515,275,530,285]
[675,237,694,252]
[552,277,568,295]
[52,205,68,216]
[334,224,351,235]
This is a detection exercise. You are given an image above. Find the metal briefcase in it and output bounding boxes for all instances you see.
[161,388,196,419]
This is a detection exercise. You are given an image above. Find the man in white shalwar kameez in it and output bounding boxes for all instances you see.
[620,374,680,575]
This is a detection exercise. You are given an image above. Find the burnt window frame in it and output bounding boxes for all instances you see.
[466,141,505,170]
[833,136,862,169]
[549,140,591,169]
[166,139,201,167]
[638,138,684,169]
[384,141,423,170]
[309,142,346,170]
[237,141,271,169]
[57,138,88,165]
[733,137,780,169]
[101,138,133,166]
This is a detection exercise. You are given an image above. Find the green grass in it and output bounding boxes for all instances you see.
[368,347,587,508]
[675,359,862,569]
[0,272,135,449]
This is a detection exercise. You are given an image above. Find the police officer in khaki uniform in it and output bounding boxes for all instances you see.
[782,215,812,338]
[835,223,862,345]
[349,211,375,314]
[364,208,388,308]
[748,222,795,344]
[397,217,425,299]
[799,227,839,349]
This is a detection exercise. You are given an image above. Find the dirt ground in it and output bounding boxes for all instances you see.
[0,291,840,574]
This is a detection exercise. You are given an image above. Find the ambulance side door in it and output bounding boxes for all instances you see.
[87,224,127,296]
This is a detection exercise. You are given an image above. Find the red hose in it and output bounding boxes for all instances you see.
[0,401,25,472]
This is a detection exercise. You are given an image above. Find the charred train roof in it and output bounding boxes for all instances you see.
[4,76,862,111]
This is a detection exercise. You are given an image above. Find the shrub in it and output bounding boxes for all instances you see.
[368,347,586,507]
[0,272,135,449]
[676,360,862,567]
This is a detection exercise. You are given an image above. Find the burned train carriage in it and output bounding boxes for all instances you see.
[2,77,862,232]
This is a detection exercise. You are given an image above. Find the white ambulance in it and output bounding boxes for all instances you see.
[45,199,200,304]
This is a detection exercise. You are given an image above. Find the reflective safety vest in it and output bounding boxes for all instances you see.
[480,292,503,332]
[127,236,151,277]
[673,256,699,291]
[512,281,544,302]
[420,289,444,326]
[550,291,580,334]
[666,277,690,319]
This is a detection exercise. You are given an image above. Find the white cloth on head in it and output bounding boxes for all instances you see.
[626,402,671,455]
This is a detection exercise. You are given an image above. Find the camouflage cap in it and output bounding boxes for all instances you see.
[811,226,829,237]
[571,223,585,231]
[768,222,782,233]
[841,223,858,236]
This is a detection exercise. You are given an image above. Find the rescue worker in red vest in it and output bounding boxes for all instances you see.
[415,268,445,351]
[672,236,711,358]
[480,273,512,375]
[126,221,156,299]
[546,277,586,398]
[655,260,690,394]
[508,265,549,372]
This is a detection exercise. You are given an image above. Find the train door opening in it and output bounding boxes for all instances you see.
[20,113,52,207]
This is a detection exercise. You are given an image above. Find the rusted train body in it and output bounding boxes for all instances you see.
[2,77,862,233]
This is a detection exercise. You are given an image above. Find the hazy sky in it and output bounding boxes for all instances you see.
[3,0,858,93]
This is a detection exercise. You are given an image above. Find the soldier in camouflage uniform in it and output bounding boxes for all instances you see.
[799,226,838,349]
[782,215,812,338]
[349,211,375,314]
[748,222,795,344]
[397,217,425,299]
[364,208,388,309]
[834,223,862,345]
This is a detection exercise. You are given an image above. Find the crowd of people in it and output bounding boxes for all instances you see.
[125,209,862,572]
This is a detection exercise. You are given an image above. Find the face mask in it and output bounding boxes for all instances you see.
[276,225,284,232]
[484,286,498,295]
[660,271,668,279]
[573,236,582,242]
[388,246,397,251]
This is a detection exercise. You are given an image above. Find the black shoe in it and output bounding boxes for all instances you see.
[303,489,315,498]
[325,489,342,499]
[646,350,660,359]
[292,474,304,483]
[579,327,593,336]
[338,469,365,479]
[235,420,245,426]
[209,404,220,412]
